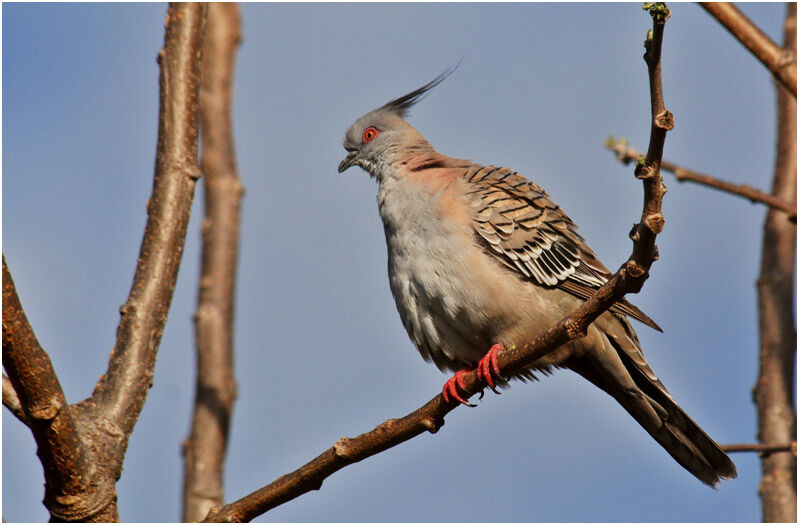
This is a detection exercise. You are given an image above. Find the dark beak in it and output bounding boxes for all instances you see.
[338,151,357,173]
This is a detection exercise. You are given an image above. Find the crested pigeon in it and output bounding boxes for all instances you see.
[338,70,736,487]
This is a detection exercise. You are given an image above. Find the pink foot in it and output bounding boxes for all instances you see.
[442,369,475,406]
[476,343,503,393]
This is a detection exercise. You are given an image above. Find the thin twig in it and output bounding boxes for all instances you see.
[182,3,243,522]
[700,2,797,96]
[723,442,796,455]
[605,137,797,222]
[203,5,673,522]
[754,4,797,522]
[2,374,27,424]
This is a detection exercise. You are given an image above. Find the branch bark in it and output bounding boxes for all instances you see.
[90,1,207,433]
[700,2,797,97]
[754,3,797,522]
[4,4,208,521]
[182,3,243,522]
[203,5,672,522]
[605,137,797,222]
[723,442,796,455]
[2,256,96,518]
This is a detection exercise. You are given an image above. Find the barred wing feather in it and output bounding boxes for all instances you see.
[465,165,662,332]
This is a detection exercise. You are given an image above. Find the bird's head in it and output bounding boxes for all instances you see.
[338,66,457,178]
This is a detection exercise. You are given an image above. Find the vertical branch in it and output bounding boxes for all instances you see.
[182,3,243,522]
[755,3,797,522]
[91,3,207,435]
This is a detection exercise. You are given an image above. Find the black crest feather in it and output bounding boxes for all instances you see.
[378,60,462,118]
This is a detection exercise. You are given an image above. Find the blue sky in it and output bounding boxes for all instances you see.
[2,2,792,522]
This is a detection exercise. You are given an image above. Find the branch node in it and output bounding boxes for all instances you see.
[422,416,443,434]
[27,396,64,421]
[635,163,653,180]
[629,224,640,242]
[187,164,203,181]
[333,437,352,458]
[776,48,796,69]
[644,212,665,234]
[626,259,646,279]
[655,110,675,131]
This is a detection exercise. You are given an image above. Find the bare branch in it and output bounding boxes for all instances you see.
[3,5,209,521]
[2,374,27,424]
[2,256,99,520]
[90,3,207,435]
[723,442,796,455]
[204,5,673,522]
[605,137,797,221]
[700,2,797,96]
[754,4,797,522]
[182,3,243,522]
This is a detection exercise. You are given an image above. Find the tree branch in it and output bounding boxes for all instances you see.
[182,3,243,522]
[203,5,672,522]
[2,256,97,520]
[90,2,207,433]
[754,3,797,522]
[722,442,796,455]
[700,2,797,97]
[1,4,208,522]
[3,373,27,424]
[605,137,797,222]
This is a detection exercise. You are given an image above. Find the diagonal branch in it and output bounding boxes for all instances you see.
[2,256,94,515]
[90,3,207,436]
[182,3,243,522]
[203,4,672,522]
[605,137,797,222]
[700,2,796,96]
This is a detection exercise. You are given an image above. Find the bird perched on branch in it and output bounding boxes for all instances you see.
[338,69,736,487]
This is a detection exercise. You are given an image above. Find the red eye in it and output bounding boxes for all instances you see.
[362,126,379,143]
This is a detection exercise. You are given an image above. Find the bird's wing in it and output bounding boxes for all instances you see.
[463,165,661,332]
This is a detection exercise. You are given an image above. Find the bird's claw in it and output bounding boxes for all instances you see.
[477,343,503,393]
[442,369,476,406]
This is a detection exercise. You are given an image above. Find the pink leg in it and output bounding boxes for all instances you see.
[442,343,505,406]
[476,343,503,393]
[442,369,475,406]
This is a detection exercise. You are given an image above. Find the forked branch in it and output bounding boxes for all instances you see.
[3,4,208,521]
[2,256,95,519]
